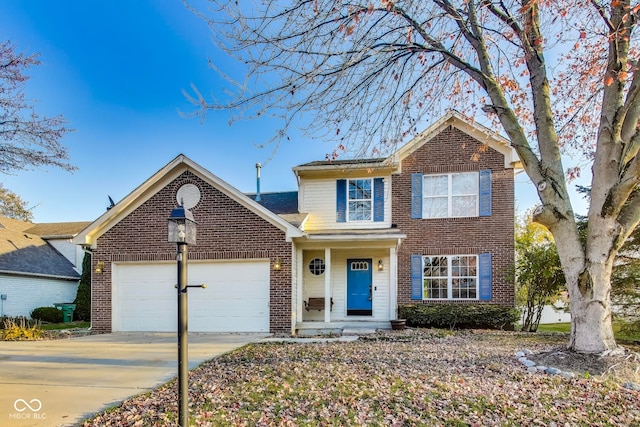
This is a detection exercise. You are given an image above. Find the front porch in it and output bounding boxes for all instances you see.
[292,230,405,335]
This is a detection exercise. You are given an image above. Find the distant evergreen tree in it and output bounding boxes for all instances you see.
[73,252,91,321]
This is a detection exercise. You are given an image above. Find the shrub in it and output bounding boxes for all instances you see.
[0,316,29,329]
[619,319,640,340]
[73,252,91,321]
[2,317,44,341]
[398,304,520,330]
[31,306,64,323]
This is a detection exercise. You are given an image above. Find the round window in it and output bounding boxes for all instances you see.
[309,258,325,276]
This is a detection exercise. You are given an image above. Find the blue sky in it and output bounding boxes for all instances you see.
[1,1,584,223]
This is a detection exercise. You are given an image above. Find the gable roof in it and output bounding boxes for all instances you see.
[25,221,92,239]
[0,216,80,280]
[391,110,521,169]
[73,155,305,248]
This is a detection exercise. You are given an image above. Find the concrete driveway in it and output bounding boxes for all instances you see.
[0,333,265,427]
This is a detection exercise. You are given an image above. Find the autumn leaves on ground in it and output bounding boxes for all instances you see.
[83,329,640,426]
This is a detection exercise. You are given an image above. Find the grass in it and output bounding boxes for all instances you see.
[40,321,90,330]
[537,321,640,342]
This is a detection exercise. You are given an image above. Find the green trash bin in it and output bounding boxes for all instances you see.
[54,303,76,323]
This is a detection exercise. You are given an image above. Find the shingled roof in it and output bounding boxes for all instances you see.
[25,221,91,239]
[0,217,80,280]
[246,191,299,215]
[295,158,387,168]
[245,192,307,227]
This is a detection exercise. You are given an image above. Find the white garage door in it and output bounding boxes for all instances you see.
[112,261,270,332]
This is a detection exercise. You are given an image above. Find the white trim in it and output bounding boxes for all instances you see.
[324,248,331,322]
[73,154,304,248]
[0,270,79,281]
[389,246,397,320]
[302,232,406,242]
[346,178,373,223]
[422,254,480,301]
[295,247,304,332]
[422,172,479,218]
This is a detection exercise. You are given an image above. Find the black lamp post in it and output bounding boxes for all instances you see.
[168,204,197,427]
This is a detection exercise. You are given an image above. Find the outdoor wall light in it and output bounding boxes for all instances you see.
[95,261,105,273]
[274,257,282,271]
[378,259,384,271]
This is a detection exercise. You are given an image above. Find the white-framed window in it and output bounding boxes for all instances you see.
[348,178,372,221]
[423,255,478,300]
[423,172,478,218]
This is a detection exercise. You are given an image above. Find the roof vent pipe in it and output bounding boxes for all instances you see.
[255,163,262,202]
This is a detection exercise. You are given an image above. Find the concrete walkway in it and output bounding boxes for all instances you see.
[0,333,265,427]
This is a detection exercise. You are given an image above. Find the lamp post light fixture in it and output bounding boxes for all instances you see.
[168,204,199,427]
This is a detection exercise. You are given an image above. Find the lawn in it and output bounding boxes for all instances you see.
[40,321,90,330]
[537,322,640,343]
[82,329,640,426]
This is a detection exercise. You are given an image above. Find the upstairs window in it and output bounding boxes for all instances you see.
[411,170,491,219]
[337,178,385,223]
[348,179,372,221]
[423,172,478,218]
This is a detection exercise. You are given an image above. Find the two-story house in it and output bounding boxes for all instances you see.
[74,111,520,335]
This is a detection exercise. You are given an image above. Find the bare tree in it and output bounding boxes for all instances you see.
[188,0,640,353]
[1,40,74,173]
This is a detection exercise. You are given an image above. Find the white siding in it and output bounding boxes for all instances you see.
[299,177,392,230]
[301,250,391,322]
[48,239,84,271]
[538,301,571,324]
[0,275,79,318]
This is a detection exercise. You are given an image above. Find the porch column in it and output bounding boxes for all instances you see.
[324,248,331,323]
[296,247,304,329]
[389,246,398,320]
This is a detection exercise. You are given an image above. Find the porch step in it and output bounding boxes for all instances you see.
[296,327,343,338]
[342,327,378,335]
[295,321,390,337]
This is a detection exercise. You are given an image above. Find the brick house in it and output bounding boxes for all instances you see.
[74,111,520,335]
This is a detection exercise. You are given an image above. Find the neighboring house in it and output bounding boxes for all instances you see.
[0,217,81,318]
[73,111,520,335]
[25,221,91,272]
[538,301,571,324]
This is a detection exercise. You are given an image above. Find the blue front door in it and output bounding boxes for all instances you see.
[347,259,372,316]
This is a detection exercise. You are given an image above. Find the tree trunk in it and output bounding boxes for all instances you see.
[535,207,618,353]
[567,264,617,353]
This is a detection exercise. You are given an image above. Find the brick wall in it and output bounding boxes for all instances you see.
[393,126,515,306]
[91,171,292,333]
